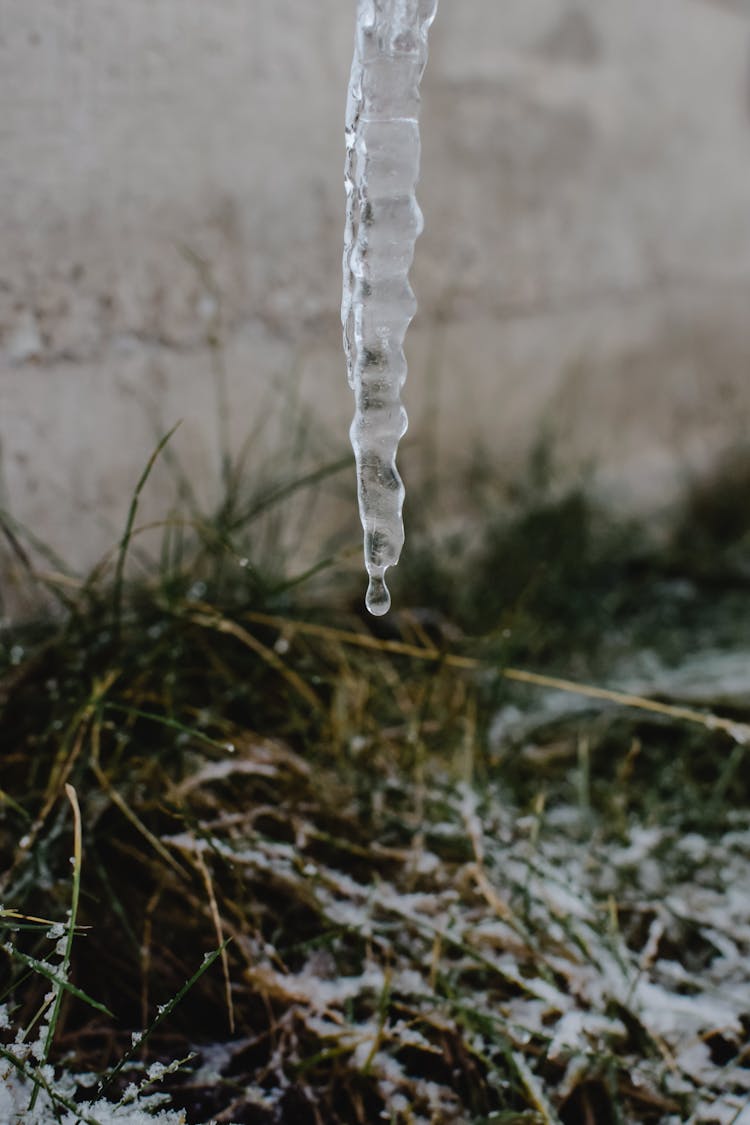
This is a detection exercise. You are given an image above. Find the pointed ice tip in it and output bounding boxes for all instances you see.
[365,573,391,616]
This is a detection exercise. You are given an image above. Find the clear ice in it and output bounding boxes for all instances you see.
[342,0,438,616]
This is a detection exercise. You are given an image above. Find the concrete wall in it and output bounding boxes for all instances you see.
[3,0,750,603]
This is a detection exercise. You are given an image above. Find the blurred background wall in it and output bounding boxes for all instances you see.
[3,0,750,597]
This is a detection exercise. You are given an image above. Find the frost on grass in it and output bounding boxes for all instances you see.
[0,1057,187,1125]
[157,752,750,1124]
[3,652,750,1123]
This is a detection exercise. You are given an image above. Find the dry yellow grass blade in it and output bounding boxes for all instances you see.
[244,609,477,668]
[89,717,190,881]
[0,908,66,926]
[243,610,750,744]
[192,847,235,1035]
[511,1049,564,1125]
[190,606,323,713]
[0,673,121,896]
[502,668,750,744]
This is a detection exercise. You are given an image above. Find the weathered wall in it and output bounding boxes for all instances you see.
[3,0,750,601]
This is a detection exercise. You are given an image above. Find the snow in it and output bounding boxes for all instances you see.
[5,776,748,1122]
[0,1068,188,1125]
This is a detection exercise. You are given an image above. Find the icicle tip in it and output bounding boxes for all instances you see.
[365,568,391,616]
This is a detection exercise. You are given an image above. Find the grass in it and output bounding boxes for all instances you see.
[1,438,750,1123]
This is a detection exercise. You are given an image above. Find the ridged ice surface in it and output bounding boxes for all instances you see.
[343,0,438,616]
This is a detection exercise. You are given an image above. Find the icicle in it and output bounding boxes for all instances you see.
[343,0,438,616]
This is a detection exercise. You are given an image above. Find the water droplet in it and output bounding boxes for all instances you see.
[365,571,391,616]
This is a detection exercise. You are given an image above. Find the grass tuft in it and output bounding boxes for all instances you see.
[1,450,749,1122]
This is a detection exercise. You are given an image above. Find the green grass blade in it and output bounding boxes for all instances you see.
[29,783,83,1110]
[96,940,229,1096]
[8,948,113,1017]
[102,701,234,752]
[112,423,181,642]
